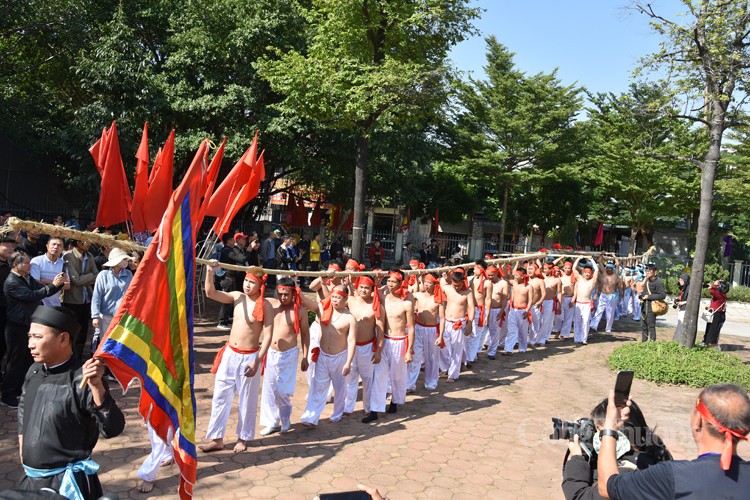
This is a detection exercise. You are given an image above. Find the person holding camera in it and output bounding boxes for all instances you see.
[561,399,672,500]
[639,264,666,342]
[596,384,750,499]
[671,273,690,342]
[702,280,728,349]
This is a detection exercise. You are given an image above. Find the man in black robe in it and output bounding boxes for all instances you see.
[18,305,125,499]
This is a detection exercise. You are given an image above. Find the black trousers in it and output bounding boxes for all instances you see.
[63,302,92,360]
[703,311,726,345]
[2,321,32,403]
[640,303,656,342]
[20,470,103,500]
[0,307,7,375]
[217,275,234,325]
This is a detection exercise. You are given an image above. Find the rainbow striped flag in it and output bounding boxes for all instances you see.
[97,140,209,498]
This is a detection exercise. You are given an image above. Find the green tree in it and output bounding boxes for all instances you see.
[716,130,750,247]
[450,37,583,246]
[257,0,479,260]
[635,1,750,347]
[579,82,699,254]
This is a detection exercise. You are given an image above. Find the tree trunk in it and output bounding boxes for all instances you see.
[681,122,724,347]
[628,224,639,256]
[498,181,510,251]
[351,132,368,261]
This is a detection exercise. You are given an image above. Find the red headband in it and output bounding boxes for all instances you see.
[409,259,420,266]
[451,268,468,291]
[357,276,381,318]
[696,398,749,470]
[328,263,342,272]
[424,274,446,303]
[346,259,364,271]
[320,289,349,325]
[277,285,302,334]
[245,273,267,322]
[388,272,408,299]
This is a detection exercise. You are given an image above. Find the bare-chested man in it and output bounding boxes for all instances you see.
[258,277,310,436]
[620,265,635,318]
[486,266,509,359]
[504,268,533,355]
[440,268,475,381]
[572,256,599,345]
[467,260,492,364]
[345,276,385,423]
[538,262,562,345]
[591,256,620,333]
[406,259,422,294]
[300,285,356,426]
[201,263,273,453]
[632,265,646,322]
[305,261,344,392]
[526,263,546,346]
[557,261,577,339]
[408,273,445,391]
[369,269,415,418]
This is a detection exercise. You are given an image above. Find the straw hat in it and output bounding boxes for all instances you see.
[104,247,133,268]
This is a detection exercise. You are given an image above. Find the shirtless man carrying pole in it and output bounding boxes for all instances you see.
[591,256,620,333]
[486,266,509,359]
[300,286,356,426]
[526,263,545,346]
[467,260,492,364]
[503,268,532,355]
[259,277,310,436]
[557,261,577,339]
[440,268,474,382]
[345,276,385,423]
[539,262,562,345]
[369,269,414,419]
[572,256,599,346]
[201,264,273,453]
[408,273,445,391]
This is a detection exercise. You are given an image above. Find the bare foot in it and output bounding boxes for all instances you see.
[160,457,173,467]
[198,439,224,453]
[233,440,249,453]
[139,480,155,493]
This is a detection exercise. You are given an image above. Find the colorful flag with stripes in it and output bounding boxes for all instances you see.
[96,140,209,498]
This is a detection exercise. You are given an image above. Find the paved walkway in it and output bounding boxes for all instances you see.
[1,311,748,499]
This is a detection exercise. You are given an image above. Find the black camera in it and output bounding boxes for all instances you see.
[550,417,596,457]
[717,280,730,294]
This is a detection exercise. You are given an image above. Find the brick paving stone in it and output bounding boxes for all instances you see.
[1,316,742,498]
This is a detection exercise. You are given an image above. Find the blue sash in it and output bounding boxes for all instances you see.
[24,458,99,500]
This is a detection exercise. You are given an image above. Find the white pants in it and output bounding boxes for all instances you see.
[372,337,408,411]
[505,308,529,353]
[408,324,440,390]
[306,322,333,401]
[528,305,542,344]
[553,307,563,333]
[301,349,348,425]
[619,289,632,316]
[137,423,173,482]
[465,306,486,362]
[560,296,575,338]
[574,302,593,343]
[205,347,260,441]
[632,293,642,321]
[345,342,376,414]
[538,299,555,344]
[487,308,503,357]
[259,347,298,428]
[592,293,618,332]
[498,304,509,347]
[443,319,466,380]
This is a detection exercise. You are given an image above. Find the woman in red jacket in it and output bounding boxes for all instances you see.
[702,280,728,348]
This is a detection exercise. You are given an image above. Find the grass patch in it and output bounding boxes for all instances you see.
[608,341,750,391]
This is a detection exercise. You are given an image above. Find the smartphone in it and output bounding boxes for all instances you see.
[614,370,634,407]
[317,492,372,500]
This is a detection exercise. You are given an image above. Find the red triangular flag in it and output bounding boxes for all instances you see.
[131,122,150,233]
[594,223,604,247]
[212,150,265,237]
[197,138,226,225]
[89,126,109,177]
[143,130,175,233]
[342,209,353,231]
[95,122,132,227]
[205,131,259,218]
[286,193,295,225]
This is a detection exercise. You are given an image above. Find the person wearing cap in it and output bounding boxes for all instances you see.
[639,264,666,342]
[0,233,18,382]
[591,256,621,334]
[597,383,750,499]
[17,305,125,498]
[90,248,133,353]
[2,252,66,408]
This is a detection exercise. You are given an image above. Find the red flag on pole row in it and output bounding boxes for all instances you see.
[594,223,604,247]
[131,122,150,233]
[143,130,175,233]
[94,121,132,227]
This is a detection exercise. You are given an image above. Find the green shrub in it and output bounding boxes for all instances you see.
[608,341,750,391]
[728,285,750,302]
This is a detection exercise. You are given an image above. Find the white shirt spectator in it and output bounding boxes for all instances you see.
[30,254,65,306]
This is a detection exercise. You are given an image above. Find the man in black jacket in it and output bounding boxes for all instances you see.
[2,252,65,407]
[639,264,666,342]
[0,234,18,383]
